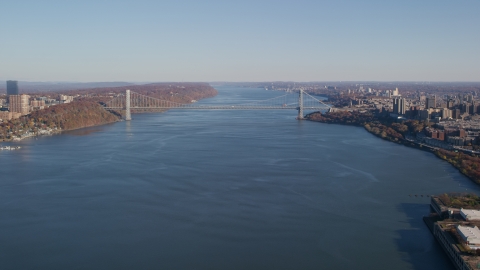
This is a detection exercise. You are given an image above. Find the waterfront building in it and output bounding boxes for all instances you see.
[447,136,466,146]
[430,196,450,218]
[425,127,445,141]
[444,129,465,139]
[433,222,480,269]
[9,94,30,115]
[6,80,19,96]
[427,197,480,268]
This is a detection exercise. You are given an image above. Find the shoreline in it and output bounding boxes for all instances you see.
[2,98,216,143]
[1,119,122,143]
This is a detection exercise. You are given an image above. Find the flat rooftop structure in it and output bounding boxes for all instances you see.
[457,225,480,248]
[460,208,480,221]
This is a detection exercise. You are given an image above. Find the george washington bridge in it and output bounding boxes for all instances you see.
[104,89,331,121]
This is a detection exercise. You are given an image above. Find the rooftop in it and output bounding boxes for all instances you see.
[457,225,480,245]
[461,209,480,221]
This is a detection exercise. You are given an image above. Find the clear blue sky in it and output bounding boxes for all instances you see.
[1,0,479,82]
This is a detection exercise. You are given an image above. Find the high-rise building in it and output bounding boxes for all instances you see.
[452,109,461,119]
[393,97,406,115]
[60,95,74,103]
[447,100,455,108]
[418,109,430,120]
[30,99,45,108]
[6,80,19,96]
[9,94,30,115]
[426,96,436,109]
[442,108,452,119]
[392,87,399,96]
[470,103,477,115]
[462,103,471,114]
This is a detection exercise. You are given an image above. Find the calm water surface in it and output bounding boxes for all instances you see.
[1,87,478,270]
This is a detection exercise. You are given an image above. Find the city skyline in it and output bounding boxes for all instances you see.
[1,0,479,82]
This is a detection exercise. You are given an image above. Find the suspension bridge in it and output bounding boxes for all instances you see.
[104,89,331,121]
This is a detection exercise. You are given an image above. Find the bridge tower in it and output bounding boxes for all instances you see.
[297,89,304,120]
[125,89,132,121]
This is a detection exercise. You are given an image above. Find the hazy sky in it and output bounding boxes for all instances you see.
[1,0,479,82]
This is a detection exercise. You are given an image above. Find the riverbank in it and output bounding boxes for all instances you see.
[306,111,480,185]
[0,84,218,142]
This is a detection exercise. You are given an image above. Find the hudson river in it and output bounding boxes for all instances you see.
[1,87,478,269]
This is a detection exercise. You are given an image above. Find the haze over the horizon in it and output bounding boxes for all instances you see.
[1,0,479,82]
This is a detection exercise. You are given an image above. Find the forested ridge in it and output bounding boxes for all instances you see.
[29,100,121,130]
[69,82,218,103]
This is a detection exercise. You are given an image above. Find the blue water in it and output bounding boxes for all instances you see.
[0,87,474,269]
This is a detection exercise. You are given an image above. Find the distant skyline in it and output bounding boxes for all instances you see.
[1,0,479,82]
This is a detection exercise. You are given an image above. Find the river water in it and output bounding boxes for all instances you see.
[1,87,478,270]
